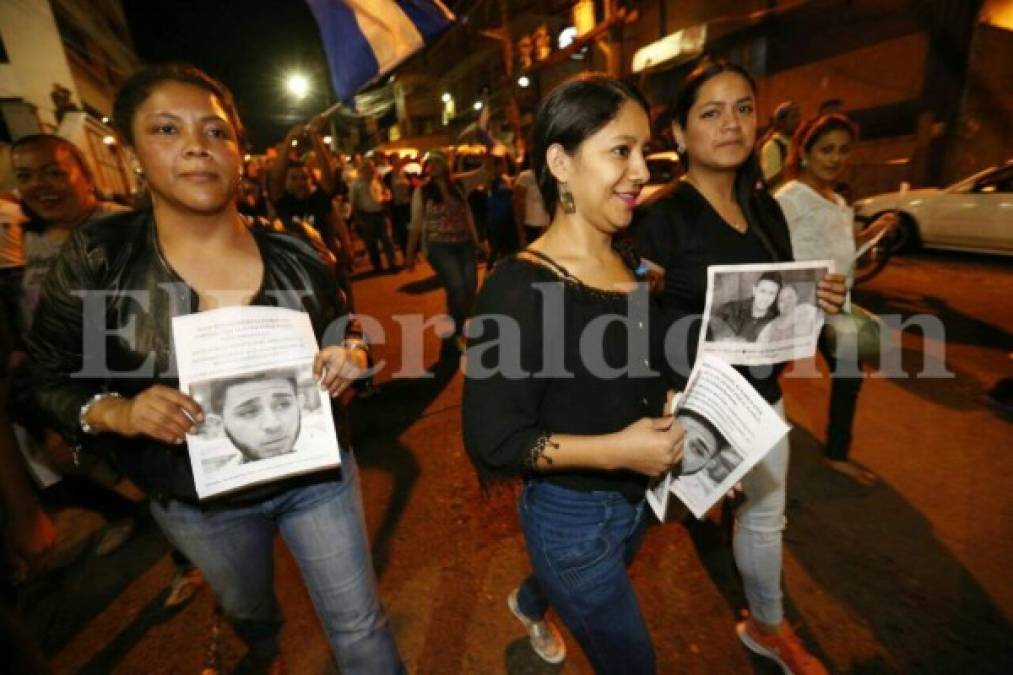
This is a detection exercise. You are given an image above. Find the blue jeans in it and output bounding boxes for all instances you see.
[150,450,403,674]
[426,242,477,337]
[516,480,655,674]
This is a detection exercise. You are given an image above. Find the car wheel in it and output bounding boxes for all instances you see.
[883,212,920,254]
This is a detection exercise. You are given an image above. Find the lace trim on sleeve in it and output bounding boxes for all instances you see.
[523,432,559,472]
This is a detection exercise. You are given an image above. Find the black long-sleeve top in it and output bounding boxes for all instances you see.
[634,181,794,404]
[462,256,673,502]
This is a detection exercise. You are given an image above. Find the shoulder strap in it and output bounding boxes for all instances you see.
[519,248,575,280]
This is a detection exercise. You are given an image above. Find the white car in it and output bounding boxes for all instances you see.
[853,161,1013,255]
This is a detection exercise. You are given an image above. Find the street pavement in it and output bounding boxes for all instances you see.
[19,248,1013,674]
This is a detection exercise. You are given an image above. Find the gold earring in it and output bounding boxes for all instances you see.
[559,183,576,214]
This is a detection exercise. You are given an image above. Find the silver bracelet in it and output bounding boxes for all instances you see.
[79,392,123,435]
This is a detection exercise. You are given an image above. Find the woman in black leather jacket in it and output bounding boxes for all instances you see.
[27,64,403,674]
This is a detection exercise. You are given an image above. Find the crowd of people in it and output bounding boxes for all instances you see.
[0,54,902,675]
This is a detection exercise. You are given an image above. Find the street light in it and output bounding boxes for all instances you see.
[517,75,531,88]
[473,100,483,111]
[285,73,311,100]
[441,92,452,103]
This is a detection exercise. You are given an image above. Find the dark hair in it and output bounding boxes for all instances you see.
[209,369,298,416]
[12,134,95,184]
[531,72,649,217]
[784,113,859,181]
[756,271,783,287]
[113,63,245,147]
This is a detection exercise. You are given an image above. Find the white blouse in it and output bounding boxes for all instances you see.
[775,180,857,287]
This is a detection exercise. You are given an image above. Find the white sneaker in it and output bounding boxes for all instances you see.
[507,589,566,664]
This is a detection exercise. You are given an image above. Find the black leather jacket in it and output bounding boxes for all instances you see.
[27,210,352,505]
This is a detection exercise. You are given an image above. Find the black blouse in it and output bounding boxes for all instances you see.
[634,181,794,404]
[462,255,672,502]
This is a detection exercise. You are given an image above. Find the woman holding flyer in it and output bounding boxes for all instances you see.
[775,114,898,485]
[463,74,685,673]
[25,65,402,673]
[635,57,846,675]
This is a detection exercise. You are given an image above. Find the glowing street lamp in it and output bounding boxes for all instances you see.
[473,100,483,111]
[441,92,452,103]
[285,73,311,100]
[517,75,531,88]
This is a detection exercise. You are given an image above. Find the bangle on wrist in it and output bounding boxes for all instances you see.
[341,337,369,358]
[79,392,123,435]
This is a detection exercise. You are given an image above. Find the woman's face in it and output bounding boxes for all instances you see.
[753,279,780,313]
[222,378,300,461]
[129,81,241,215]
[802,128,853,185]
[12,141,96,226]
[557,99,650,233]
[777,284,799,315]
[674,72,757,172]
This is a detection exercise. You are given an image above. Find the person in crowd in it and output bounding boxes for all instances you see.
[7,134,138,556]
[708,271,783,342]
[1,403,55,675]
[757,282,819,343]
[775,113,898,485]
[389,155,413,257]
[8,133,205,606]
[405,149,485,355]
[25,64,403,673]
[512,158,551,244]
[0,193,25,373]
[483,154,522,267]
[463,74,686,673]
[758,100,800,189]
[349,159,398,273]
[636,57,846,675]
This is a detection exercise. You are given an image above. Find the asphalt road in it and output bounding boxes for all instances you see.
[20,248,1013,674]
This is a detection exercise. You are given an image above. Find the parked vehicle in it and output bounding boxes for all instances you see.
[853,160,1013,256]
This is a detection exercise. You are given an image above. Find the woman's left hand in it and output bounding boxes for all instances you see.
[817,272,848,314]
[314,345,368,398]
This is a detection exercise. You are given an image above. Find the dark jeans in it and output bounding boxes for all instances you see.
[358,212,397,272]
[516,480,655,674]
[818,332,864,461]
[390,203,411,256]
[426,242,477,338]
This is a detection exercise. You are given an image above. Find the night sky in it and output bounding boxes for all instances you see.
[123,0,474,151]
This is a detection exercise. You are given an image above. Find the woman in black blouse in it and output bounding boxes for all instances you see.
[636,58,845,675]
[463,75,685,673]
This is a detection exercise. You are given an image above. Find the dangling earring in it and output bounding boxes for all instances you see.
[559,182,576,214]
[133,165,144,179]
[676,144,686,155]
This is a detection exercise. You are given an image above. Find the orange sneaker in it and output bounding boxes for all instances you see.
[736,618,828,675]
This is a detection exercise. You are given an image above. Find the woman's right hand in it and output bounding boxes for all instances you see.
[610,416,685,477]
[98,386,204,445]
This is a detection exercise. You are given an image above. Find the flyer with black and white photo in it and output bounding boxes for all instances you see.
[646,355,790,520]
[698,260,832,366]
[172,306,340,500]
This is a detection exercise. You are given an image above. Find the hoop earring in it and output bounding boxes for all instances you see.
[559,183,576,214]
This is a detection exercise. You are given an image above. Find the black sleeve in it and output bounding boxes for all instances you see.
[462,265,550,481]
[25,230,106,445]
[633,203,674,267]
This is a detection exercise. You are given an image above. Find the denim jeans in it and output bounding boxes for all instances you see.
[734,399,789,627]
[150,450,403,674]
[516,480,655,674]
[426,242,477,338]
